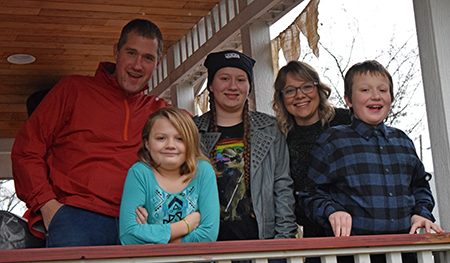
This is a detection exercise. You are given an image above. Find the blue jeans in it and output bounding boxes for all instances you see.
[46,205,120,247]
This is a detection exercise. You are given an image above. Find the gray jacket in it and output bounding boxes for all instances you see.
[193,111,297,239]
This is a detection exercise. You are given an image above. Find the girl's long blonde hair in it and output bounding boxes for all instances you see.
[138,107,210,182]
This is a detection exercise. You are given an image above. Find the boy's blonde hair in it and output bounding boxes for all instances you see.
[138,107,210,182]
[344,60,394,104]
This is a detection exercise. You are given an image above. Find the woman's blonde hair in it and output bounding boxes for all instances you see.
[272,61,335,136]
[138,107,210,182]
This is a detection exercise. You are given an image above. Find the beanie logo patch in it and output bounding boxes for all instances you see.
[224,53,240,59]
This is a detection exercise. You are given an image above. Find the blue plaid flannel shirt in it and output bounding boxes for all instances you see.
[299,118,435,236]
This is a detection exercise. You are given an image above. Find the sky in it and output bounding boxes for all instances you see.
[271,0,417,60]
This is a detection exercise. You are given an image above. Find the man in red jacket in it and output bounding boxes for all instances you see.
[11,19,172,247]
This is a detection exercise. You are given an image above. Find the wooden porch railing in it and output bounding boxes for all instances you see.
[1,233,450,263]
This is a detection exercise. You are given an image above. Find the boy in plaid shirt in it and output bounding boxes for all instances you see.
[299,60,443,238]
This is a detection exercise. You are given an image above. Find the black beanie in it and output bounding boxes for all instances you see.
[204,50,256,91]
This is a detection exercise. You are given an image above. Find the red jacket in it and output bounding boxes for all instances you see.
[11,62,172,238]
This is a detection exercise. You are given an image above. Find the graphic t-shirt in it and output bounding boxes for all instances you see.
[216,122,258,240]
[149,184,197,225]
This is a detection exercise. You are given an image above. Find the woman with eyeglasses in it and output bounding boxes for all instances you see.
[272,61,351,241]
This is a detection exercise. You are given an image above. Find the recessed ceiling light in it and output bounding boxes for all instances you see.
[7,54,36,64]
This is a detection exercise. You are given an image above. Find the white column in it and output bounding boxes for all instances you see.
[173,81,195,116]
[413,0,450,230]
[241,20,275,116]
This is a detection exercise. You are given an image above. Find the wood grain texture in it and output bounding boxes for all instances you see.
[0,0,222,138]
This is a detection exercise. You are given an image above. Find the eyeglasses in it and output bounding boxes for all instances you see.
[281,81,318,98]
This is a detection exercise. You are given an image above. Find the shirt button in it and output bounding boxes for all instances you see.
[389,192,393,197]
[385,168,389,172]
[391,218,395,222]
[380,146,383,150]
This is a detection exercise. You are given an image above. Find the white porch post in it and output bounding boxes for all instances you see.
[241,20,275,116]
[172,81,195,116]
[413,0,450,230]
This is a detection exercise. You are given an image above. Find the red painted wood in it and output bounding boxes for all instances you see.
[1,233,449,263]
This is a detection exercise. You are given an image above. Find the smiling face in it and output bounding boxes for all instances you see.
[345,72,392,126]
[282,73,320,126]
[113,30,160,95]
[144,118,186,174]
[209,67,250,114]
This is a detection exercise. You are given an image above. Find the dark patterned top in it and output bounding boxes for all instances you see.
[299,118,435,236]
[287,108,351,237]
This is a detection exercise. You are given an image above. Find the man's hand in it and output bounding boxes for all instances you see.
[135,206,148,224]
[410,214,445,234]
[329,211,352,237]
[40,199,64,230]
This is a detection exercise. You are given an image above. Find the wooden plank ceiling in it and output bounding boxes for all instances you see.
[0,0,222,138]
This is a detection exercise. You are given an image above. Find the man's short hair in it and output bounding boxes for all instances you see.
[344,60,394,103]
[117,19,163,59]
